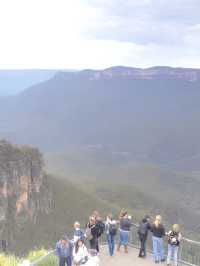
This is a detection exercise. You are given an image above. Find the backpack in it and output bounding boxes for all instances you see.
[138,221,149,235]
[168,231,179,245]
[96,221,105,237]
[85,227,93,241]
[109,223,118,236]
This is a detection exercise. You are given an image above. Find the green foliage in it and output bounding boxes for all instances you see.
[0,253,18,266]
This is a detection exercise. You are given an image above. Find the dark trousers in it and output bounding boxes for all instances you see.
[89,237,99,253]
[59,256,72,266]
[139,234,147,257]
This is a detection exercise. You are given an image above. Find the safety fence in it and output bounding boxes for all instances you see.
[29,224,200,266]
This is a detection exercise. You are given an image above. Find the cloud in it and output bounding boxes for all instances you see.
[0,0,199,68]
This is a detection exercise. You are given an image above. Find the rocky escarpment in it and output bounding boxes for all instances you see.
[0,140,54,248]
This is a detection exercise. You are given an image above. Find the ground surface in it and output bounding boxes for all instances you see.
[100,246,157,266]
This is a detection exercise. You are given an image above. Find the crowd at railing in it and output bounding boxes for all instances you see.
[25,209,200,266]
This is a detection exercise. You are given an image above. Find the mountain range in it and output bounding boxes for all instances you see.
[1,66,200,166]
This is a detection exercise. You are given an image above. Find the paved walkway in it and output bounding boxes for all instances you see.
[100,246,156,266]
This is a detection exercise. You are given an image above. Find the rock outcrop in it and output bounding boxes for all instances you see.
[0,140,53,247]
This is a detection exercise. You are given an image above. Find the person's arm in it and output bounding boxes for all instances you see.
[162,226,166,237]
[178,232,182,242]
[55,242,60,257]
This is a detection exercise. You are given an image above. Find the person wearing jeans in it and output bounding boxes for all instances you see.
[56,236,73,266]
[138,215,151,258]
[152,236,165,263]
[117,210,132,254]
[105,214,117,256]
[167,224,182,266]
[151,215,166,263]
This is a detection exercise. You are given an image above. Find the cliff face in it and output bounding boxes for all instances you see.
[0,140,53,247]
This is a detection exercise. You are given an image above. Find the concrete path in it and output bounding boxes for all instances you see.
[99,246,157,266]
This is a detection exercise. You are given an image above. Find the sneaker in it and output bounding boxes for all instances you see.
[161,259,166,262]
[155,261,159,264]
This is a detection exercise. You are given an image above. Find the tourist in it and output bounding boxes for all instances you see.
[151,215,166,263]
[166,224,182,266]
[117,210,132,253]
[73,239,89,266]
[86,216,100,252]
[73,222,84,243]
[138,215,151,258]
[105,213,117,256]
[56,236,73,266]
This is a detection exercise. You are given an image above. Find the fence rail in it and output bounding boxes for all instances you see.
[29,225,200,266]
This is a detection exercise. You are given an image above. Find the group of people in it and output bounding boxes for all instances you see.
[56,210,182,266]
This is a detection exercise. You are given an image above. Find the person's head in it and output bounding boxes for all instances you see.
[154,215,162,227]
[75,239,84,253]
[145,215,150,222]
[119,210,128,219]
[93,210,100,220]
[74,221,80,229]
[60,236,68,245]
[107,213,113,220]
[89,216,96,225]
[172,224,180,233]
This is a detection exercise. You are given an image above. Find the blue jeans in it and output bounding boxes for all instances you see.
[152,236,165,262]
[119,230,129,246]
[59,256,72,266]
[167,244,179,266]
[107,233,115,256]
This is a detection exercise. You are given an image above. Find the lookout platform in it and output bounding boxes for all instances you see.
[100,245,156,266]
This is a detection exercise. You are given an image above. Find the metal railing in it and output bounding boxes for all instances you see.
[129,223,200,266]
[29,225,200,266]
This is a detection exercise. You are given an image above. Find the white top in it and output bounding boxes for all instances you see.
[73,244,89,264]
[105,218,117,234]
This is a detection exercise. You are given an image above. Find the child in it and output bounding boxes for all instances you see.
[73,222,84,243]
[167,224,182,266]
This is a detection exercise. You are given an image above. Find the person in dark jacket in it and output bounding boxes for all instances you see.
[138,215,151,258]
[117,210,132,254]
[56,236,73,266]
[87,216,100,253]
[151,215,166,263]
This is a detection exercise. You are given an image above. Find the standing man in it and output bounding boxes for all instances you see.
[56,236,73,266]
[138,215,151,258]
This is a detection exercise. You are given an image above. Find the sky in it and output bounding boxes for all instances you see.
[0,0,200,69]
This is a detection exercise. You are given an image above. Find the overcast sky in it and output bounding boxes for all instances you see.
[0,0,200,69]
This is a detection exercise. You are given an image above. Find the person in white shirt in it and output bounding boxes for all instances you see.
[73,239,89,266]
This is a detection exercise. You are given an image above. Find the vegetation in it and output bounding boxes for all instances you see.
[0,249,57,266]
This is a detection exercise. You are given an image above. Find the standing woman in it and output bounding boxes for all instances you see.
[166,224,182,266]
[86,216,99,253]
[105,213,117,256]
[151,215,166,263]
[117,210,132,254]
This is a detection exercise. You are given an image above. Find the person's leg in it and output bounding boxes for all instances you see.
[117,231,122,251]
[112,235,115,255]
[138,234,143,257]
[96,238,100,253]
[90,238,96,250]
[152,237,159,262]
[66,256,72,266]
[159,238,165,261]
[174,246,179,266]
[143,235,147,257]
[107,234,112,256]
[124,232,129,254]
[59,257,65,266]
[167,244,172,265]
